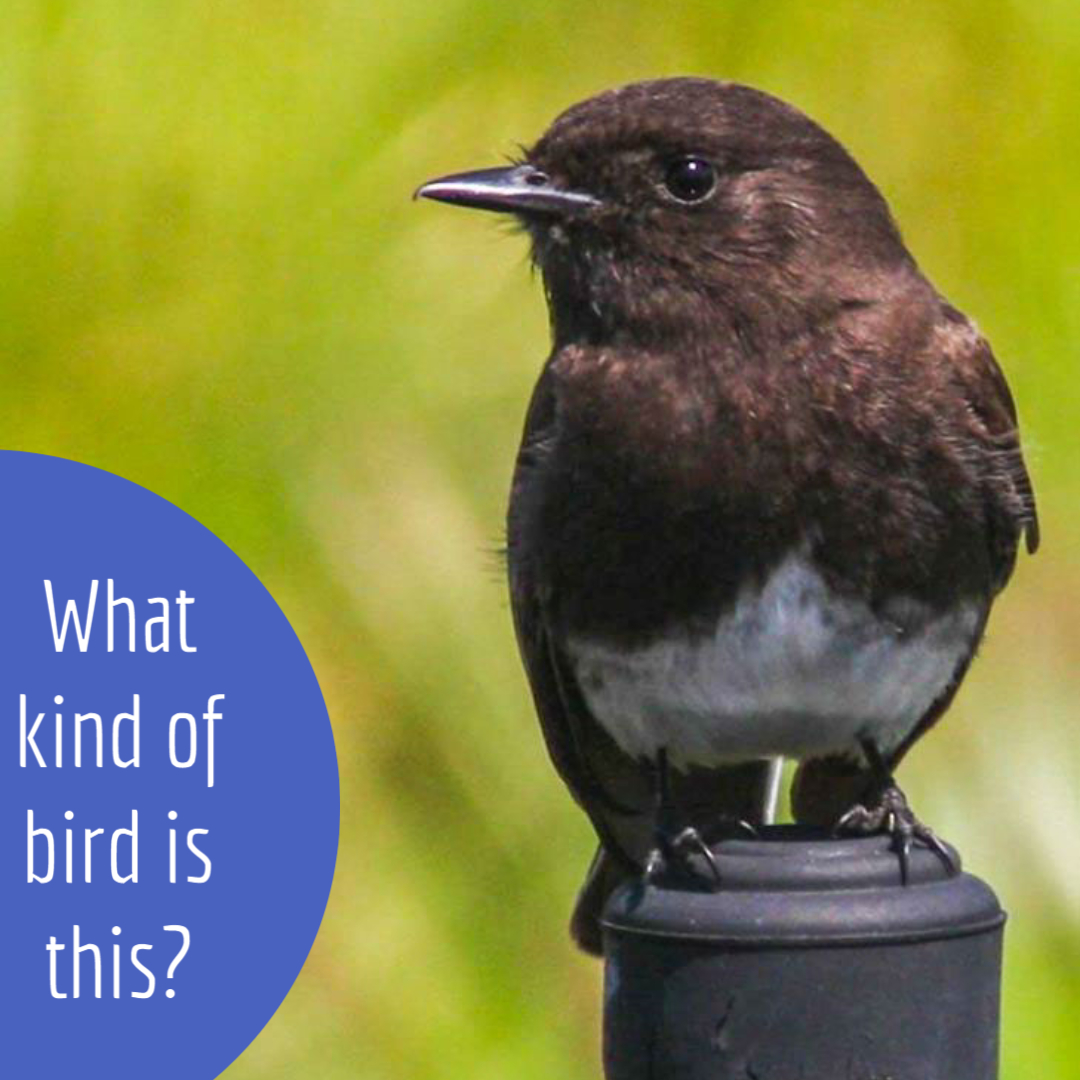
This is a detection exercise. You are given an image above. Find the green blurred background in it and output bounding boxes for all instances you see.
[2,1,1077,1076]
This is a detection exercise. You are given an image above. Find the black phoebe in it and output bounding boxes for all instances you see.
[417,78,1038,955]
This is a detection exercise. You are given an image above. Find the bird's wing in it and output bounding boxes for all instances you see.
[506,363,652,872]
[506,362,776,874]
[793,311,1038,823]
[888,315,1037,760]
[945,310,1040,570]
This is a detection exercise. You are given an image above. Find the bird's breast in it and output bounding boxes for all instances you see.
[518,336,993,644]
[523,346,803,641]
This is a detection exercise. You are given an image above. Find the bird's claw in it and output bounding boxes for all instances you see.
[644,748,757,889]
[644,824,723,887]
[644,815,759,888]
[835,783,958,883]
[728,817,760,840]
[671,825,724,884]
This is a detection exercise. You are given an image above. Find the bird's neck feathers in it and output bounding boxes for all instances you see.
[537,231,928,363]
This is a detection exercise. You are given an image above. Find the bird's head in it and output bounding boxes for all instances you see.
[418,78,916,348]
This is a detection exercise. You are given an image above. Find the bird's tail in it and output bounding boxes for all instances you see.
[570,845,630,956]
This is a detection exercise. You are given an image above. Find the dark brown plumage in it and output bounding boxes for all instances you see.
[418,78,1037,955]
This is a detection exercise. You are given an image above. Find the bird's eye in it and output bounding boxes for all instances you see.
[663,156,716,203]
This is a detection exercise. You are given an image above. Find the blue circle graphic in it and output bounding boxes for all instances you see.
[0,452,339,1078]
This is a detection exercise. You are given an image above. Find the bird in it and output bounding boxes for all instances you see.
[416,77,1038,956]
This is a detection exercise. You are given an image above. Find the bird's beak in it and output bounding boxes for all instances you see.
[414,164,599,216]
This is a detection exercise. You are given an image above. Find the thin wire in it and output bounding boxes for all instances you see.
[762,757,784,825]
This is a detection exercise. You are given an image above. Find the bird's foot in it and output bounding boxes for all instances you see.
[835,782,958,883]
[644,748,758,889]
[643,816,757,889]
[644,824,722,888]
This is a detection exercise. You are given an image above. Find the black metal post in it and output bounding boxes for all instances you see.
[602,827,1004,1080]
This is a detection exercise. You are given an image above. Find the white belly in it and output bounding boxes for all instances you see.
[567,554,981,769]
